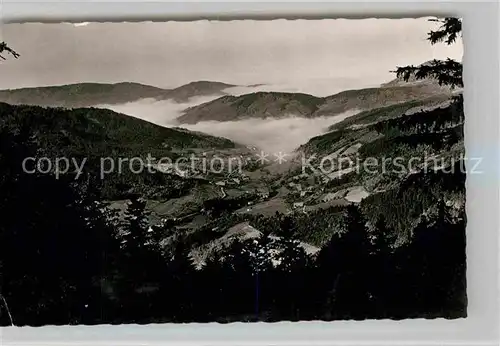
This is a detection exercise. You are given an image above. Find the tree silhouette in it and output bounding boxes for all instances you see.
[393,18,463,88]
[314,205,373,320]
[272,237,312,320]
[0,123,122,325]
[0,42,19,60]
[365,214,394,318]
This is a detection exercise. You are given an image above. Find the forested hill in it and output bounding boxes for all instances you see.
[0,102,236,199]
[296,93,465,243]
[300,94,461,155]
[165,81,236,103]
[176,83,452,124]
[0,82,170,108]
[0,81,236,108]
[314,83,451,117]
[0,102,235,156]
[176,92,324,124]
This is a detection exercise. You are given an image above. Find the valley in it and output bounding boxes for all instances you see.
[0,75,464,263]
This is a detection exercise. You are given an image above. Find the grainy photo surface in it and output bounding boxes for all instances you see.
[0,18,466,326]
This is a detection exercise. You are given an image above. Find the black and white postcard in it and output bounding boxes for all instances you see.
[0,17,466,326]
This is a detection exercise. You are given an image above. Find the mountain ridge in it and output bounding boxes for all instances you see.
[0,101,238,199]
[0,80,237,108]
[0,77,455,125]
[177,91,324,124]
[177,82,454,124]
[166,81,236,103]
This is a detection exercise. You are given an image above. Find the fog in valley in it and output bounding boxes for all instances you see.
[97,90,359,153]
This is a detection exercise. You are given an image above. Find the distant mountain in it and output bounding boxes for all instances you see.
[165,81,236,103]
[176,92,324,124]
[0,80,237,108]
[176,84,453,124]
[0,82,170,108]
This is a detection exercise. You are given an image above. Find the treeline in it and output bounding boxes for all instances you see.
[328,95,450,132]
[0,181,467,325]
[360,95,464,160]
[356,95,464,193]
[183,203,346,249]
[370,94,464,137]
[130,201,465,323]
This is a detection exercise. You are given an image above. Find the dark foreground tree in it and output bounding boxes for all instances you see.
[0,124,121,326]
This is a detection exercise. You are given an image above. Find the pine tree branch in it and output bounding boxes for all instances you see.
[0,294,14,326]
[0,42,20,60]
[427,18,462,45]
[392,58,463,89]
[390,17,463,89]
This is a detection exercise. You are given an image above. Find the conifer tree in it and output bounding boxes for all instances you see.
[393,18,462,88]
[164,240,196,322]
[366,214,394,317]
[0,123,123,325]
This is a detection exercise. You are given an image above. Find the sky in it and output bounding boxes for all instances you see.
[0,18,463,96]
